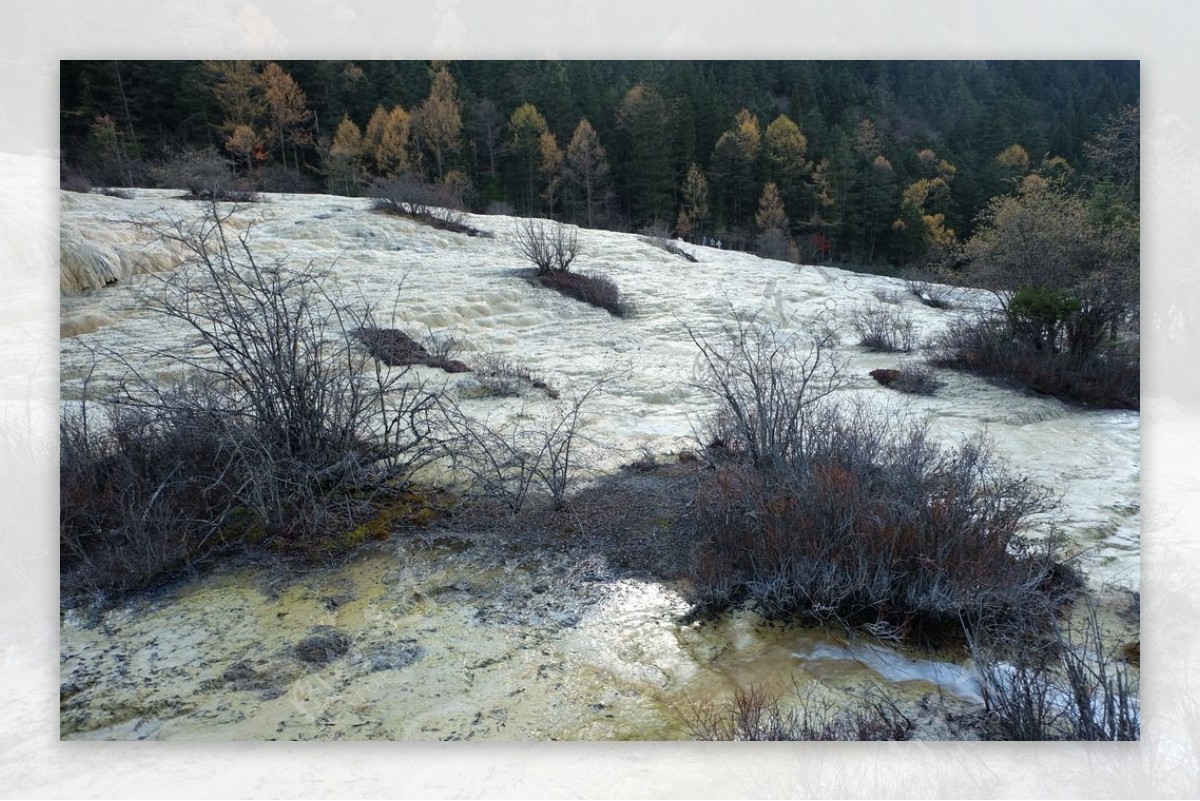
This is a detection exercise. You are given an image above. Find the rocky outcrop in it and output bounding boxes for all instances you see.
[60,229,122,292]
[60,227,183,294]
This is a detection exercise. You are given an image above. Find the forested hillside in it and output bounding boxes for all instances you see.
[60,60,1138,268]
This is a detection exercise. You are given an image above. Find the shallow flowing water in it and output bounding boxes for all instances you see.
[58,189,1140,739]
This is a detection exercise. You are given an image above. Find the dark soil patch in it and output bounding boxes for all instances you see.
[294,626,351,664]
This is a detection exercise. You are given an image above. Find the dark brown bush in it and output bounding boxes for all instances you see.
[929,314,1139,410]
[871,363,942,395]
[355,327,473,373]
[686,315,1059,636]
[536,270,631,317]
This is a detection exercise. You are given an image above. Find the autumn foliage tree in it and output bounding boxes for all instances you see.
[225,123,263,174]
[538,129,565,215]
[206,60,265,133]
[755,182,790,258]
[676,162,710,241]
[995,144,1031,186]
[363,104,413,177]
[891,149,956,264]
[327,116,364,195]
[564,118,610,227]
[206,61,268,174]
[411,64,462,183]
[764,114,811,221]
[261,62,312,174]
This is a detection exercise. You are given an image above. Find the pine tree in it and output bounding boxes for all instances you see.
[85,113,135,185]
[507,102,550,214]
[709,109,761,229]
[862,154,897,262]
[614,83,677,226]
[468,97,504,180]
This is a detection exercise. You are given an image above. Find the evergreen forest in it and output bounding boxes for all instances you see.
[60,59,1138,269]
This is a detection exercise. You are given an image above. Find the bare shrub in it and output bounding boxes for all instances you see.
[61,164,92,193]
[624,447,660,474]
[850,301,918,352]
[153,146,238,199]
[673,684,914,741]
[369,173,461,215]
[421,330,470,371]
[60,382,237,600]
[62,203,448,598]
[686,315,1058,632]
[970,596,1139,740]
[893,361,941,394]
[514,218,579,275]
[369,174,489,237]
[640,222,698,262]
[685,312,846,475]
[445,381,604,513]
[755,230,791,261]
[470,352,547,398]
[902,268,956,309]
